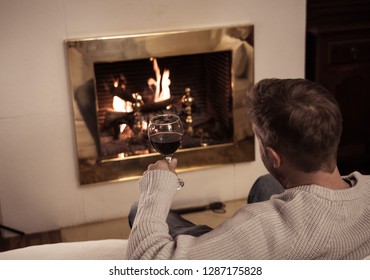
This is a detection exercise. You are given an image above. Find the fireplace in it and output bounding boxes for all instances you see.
[65,24,255,185]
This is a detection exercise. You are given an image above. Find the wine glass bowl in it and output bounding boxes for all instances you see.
[147,114,185,189]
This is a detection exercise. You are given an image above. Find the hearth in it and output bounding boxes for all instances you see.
[66,24,255,185]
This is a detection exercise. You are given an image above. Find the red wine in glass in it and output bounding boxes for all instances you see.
[148,114,185,189]
[149,132,182,159]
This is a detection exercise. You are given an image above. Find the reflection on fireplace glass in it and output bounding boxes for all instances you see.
[94,51,233,160]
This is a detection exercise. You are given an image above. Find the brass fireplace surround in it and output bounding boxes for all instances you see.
[65,24,255,185]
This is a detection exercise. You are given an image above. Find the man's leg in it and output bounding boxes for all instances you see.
[128,202,213,238]
[129,174,284,237]
[247,174,285,203]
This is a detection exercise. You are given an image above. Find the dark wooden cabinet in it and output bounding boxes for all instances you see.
[306,0,370,174]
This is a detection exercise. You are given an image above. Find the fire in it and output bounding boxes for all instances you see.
[113,96,132,113]
[111,58,171,136]
[112,95,133,133]
[149,57,171,102]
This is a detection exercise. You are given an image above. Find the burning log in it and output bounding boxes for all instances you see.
[140,96,181,113]
[110,86,136,103]
[102,110,135,139]
[103,110,134,128]
[102,96,183,139]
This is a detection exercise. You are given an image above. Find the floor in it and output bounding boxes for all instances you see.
[60,199,246,242]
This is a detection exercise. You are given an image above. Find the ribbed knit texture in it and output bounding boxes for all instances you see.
[127,171,370,259]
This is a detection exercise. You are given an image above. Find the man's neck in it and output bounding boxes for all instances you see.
[283,167,350,190]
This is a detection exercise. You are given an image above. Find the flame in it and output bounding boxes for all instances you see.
[113,75,126,90]
[161,69,171,100]
[113,96,133,133]
[113,96,133,113]
[111,58,171,137]
[142,120,148,130]
[150,57,171,102]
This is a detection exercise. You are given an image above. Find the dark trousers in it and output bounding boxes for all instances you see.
[247,174,285,203]
[128,174,284,238]
[129,202,213,238]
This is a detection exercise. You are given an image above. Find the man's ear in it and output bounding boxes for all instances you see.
[266,147,281,168]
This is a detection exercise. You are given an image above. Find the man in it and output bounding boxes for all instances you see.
[127,78,370,259]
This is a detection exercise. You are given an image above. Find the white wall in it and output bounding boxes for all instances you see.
[0,0,306,234]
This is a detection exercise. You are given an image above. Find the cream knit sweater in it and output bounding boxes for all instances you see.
[127,171,370,259]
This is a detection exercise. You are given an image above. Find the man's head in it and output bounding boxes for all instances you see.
[247,78,342,177]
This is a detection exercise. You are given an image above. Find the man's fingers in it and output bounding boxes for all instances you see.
[146,158,178,173]
[168,158,177,172]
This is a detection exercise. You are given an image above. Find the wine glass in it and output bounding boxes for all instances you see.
[147,114,185,190]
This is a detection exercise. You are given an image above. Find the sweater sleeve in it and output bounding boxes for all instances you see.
[127,170,179,259]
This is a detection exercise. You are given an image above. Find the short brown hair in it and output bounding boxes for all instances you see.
[247,78,342,172]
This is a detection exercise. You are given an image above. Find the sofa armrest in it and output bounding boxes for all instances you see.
[0,239,127,260]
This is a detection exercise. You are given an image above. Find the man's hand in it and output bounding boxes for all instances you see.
[147,158,178,175]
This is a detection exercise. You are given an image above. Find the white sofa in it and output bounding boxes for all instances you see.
[1,239,369,260]
[0,239,127,260]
